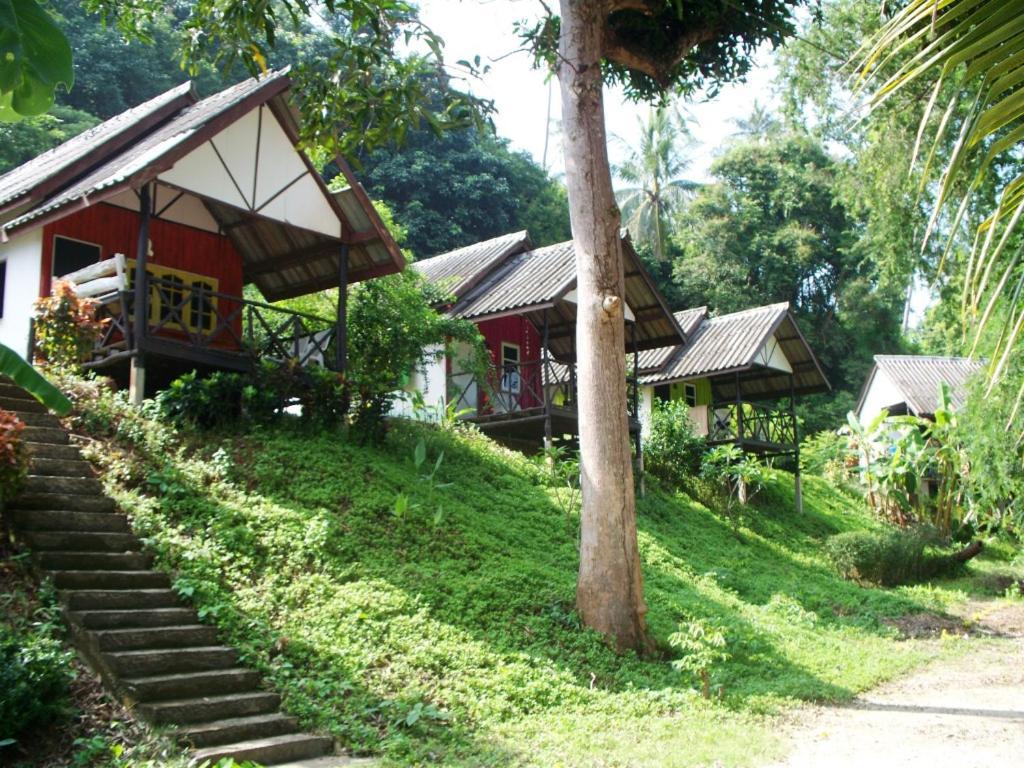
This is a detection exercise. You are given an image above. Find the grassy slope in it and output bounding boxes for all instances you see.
[93,420,977,767]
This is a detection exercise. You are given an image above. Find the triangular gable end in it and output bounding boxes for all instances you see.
[158,104,341,239]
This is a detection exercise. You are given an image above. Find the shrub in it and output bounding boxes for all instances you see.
[825,526,958,587]
[0,624,75,741]
[701,444,767,516]
[644,398,706,489]
[0,409,27,503]
[33,281,106,371]
[669,616,731,699]
[800,428,854,484]
[156,361,349,431]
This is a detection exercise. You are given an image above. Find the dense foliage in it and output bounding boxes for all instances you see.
[643,399,705,489]
[356,113,570,259]
[0,410,27,504]
[825,527,959,587]
[33,281,106,372]
[53,377,1016,765]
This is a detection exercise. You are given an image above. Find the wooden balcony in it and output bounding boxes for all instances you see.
[448,357,640,448]
[702,401,798,455]
[86,274,339,375]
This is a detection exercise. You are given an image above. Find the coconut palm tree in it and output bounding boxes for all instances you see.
[614,106,700,263]
[731,100,780,140]
[857,0,1024,389]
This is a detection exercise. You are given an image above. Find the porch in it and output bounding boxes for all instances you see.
[690,400,799,456]
[85,274,341,379]
[448,355,642,449]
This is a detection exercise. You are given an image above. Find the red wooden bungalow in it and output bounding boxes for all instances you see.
[413,231,686,451]
[0,70,403,401]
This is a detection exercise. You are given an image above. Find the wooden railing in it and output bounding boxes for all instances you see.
[449,357,639,420]
[708,401,797,448]
[89,275,338,369]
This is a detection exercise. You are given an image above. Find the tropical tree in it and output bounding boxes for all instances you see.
[614,106,699,262]
[856,0,1024,394]
[731,99,780,139]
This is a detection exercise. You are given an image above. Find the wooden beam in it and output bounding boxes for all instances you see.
[130,184,151,406]
[336,244,348,373]
[246,241,338,277]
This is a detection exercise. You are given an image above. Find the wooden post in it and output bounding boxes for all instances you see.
[791,373,803,513]
[129,184,151,406]
[542,309,553,454]
[335,243,349,373]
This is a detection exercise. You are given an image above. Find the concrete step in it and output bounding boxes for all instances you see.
[29,457,95,477]
[24,442,84,461]
[72,607,197,630]
[190,734,333,767]
[139,691,281,725]
[23,529,138,551]
[0,394,47,412]
[12,509,129,532]
[0,383,38,400]
[37,550,153,570]
[92,625,218,652]
[52,570,169,590]
[24,475,104,495]
[175,713,300,749]
[21,425,68,444]
[107,646,238,677]
[12,412,61,428]
[63,588,180,611]
[12,492,115,513]
[123,668,261,703]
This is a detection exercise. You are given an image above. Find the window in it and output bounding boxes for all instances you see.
[53,236,101,279]
[500,342,521,394]
[683,383,698,407]
[0,260,6,318]
[126,260,219,335]
[653,384,670,403]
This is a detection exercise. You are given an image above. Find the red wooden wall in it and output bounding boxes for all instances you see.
[39,203,243,296]
[39,203,245,348]
[475,315,543,409]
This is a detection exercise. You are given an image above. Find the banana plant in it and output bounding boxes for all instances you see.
[0,343,71,415]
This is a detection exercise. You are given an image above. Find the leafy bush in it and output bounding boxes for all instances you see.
[825,526,958,586]
[800,428,854,484]
[0,623,75,741]
[644,398,705,489]
[156,361,348,431]
[33,280,106,371]
[701,444,767,516]
[0,409,27,503]
[346,269,485,444]
[669,616,731,699]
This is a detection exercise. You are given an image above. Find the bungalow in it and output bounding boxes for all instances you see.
[636,303,829,509]
[407,230,686,452]
[0,70,403,401]
[855,355,982,424]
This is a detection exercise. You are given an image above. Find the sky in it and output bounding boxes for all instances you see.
[417,0,781,183]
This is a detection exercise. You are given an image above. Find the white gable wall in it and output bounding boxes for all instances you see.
[0,229,43,358]
[158,105,341,238]
[857,367,907,423]
[754,335,793,373]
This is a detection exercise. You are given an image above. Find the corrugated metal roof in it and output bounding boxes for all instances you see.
[674,307,708,337]
[443,235,684,358]
[640,302,829,400]
[413,231,531,300]
[454,240,576,318]
[636,307,707,372]
[0,82,195,213]
[867,355,982,415]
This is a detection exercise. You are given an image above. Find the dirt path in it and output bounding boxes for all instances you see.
[766,602,1024,768]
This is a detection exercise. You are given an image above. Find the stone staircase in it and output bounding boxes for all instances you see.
[1,382,336,766]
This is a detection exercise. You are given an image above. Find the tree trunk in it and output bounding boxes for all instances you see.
[558,0,650,653]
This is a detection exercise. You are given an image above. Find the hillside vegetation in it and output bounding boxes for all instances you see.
[73,398,987,767]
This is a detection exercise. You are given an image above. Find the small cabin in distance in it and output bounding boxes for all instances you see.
[0,70,403,400]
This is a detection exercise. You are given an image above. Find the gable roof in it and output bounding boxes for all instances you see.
[856,355,982,417]
[413,230,532,301]
[640,303,830,400]
[442,235,684,358]
[0,82,195,217]
[636,307,708,373]
[0,71,404,299]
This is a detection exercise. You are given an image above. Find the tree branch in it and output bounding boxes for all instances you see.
[606,0,662,13]
[602,23,717,87]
